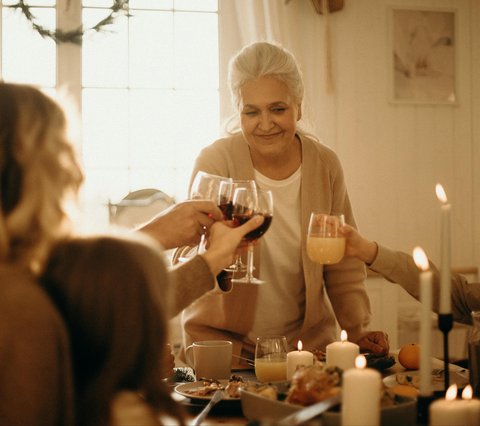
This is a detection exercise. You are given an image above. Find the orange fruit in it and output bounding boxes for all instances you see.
[398,343,420,370]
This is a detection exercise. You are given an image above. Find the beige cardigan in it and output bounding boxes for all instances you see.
[181,133,371,366]
[371,244,480,325]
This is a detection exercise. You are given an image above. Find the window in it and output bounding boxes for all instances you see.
[1,0,219,226]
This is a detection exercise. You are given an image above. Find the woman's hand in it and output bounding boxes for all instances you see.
[339,224,378,265]
[356,331,390,356]
[201,216,264,276]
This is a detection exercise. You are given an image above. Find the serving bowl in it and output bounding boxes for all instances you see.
[240,388,417,426]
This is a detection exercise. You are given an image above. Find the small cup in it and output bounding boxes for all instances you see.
[255,336,288,382]
[307,212,346,264]
[185,340,233,380]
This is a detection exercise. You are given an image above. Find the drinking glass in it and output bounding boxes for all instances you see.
[254,336,288,382]
[307,213,346,264]
[189,171,232,253]
[231,188,273,285]
[217,180,257,273]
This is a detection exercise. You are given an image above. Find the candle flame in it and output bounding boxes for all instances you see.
[355,354,366,369]
[297,340,303,351]
[445,384,458,401]
[435,183,448,204]
[413,247,429,271]
[340,330,348,342]
[462,385,473,400]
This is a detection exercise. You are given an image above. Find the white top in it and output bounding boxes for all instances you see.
[246,167,305,349]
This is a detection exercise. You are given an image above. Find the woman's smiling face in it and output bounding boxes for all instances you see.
[239,76,301,160]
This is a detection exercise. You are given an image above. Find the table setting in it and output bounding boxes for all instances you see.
[170,183,480,425]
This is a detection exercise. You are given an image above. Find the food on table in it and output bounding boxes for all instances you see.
[395,372,420,387]
[286,365,342,406]
[398,343,420,369]
[183,375,277,399]
[395,369,452,389]
[390,384,419,398]
[364,353,396,371]
[312,349,396,371]
[184,378,225,397]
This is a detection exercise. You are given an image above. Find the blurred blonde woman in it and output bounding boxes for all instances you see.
[41,234,186,426]
[0,82,82,425]
[0,82,263,424]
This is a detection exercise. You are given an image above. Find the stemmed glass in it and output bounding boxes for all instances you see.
[189,171,232,253]
[217,180,257,273]
[231,188,273,285]
[306,212,346,264]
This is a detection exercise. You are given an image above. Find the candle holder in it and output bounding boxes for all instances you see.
[417,394,435,425]
[438,313,453,392]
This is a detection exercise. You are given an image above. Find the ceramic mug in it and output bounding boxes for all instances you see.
[185,340,233,379]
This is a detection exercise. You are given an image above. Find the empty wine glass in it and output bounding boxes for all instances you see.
[189,171,232,253]
[231,188,273,285]
[306,213,345,264]
[218,180,257,273]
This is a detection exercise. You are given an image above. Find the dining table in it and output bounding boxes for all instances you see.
[172,352,471,426]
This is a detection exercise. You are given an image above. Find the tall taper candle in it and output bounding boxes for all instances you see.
[436,183,451,314]
[414,247,433,397]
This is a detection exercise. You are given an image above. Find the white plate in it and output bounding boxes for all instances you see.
[383,368,470,392]
[174,380,240,401]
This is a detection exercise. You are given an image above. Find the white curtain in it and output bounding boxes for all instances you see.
[218,0,338,146]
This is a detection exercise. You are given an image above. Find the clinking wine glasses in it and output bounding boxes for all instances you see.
[307,213,346,264]
[218,180,257,273]
[189,171,232,253]
[230,188,273,285]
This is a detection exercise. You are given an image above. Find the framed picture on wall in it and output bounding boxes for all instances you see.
[388,6,457,105]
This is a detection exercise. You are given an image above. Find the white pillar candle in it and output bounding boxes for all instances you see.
[342,355,381,426]
[413,247,433,397]
[326,330,359,371]
[430,384,470,426]
[436,183,452,314]
[462,385,480,426]
[286,340,314,380]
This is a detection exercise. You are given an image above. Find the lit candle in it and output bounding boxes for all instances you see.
[436,183,452,314]
[413,247,433,397]
[430,384,470,425]
[286,340,314,380]
[462,385,480,426]
[326,330,359,371]
[342,355,381,426]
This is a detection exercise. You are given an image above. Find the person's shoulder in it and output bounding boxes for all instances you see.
[0,266,65,328]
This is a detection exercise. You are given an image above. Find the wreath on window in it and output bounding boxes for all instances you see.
[7,0,130,45]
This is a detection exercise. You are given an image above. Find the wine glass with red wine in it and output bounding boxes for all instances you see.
[230,188,273,285]
[218,180,258,273]
[189,171,232,253]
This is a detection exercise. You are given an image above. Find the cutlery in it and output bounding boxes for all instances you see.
[276,393,341,426]
[232,354,255,367]
[190,389,224,426]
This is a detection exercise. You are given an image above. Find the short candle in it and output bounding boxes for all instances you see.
[342,354,381,426]
[430,384,474,426]
[326,330,359,371]
[286,340,314,380]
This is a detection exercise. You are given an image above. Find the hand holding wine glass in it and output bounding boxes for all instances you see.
[307,213,346,264]
[231,188,273,285]
[189,171,232,253]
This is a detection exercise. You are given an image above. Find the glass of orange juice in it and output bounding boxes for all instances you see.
[254,336,288,382]
[307,213,346,264]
